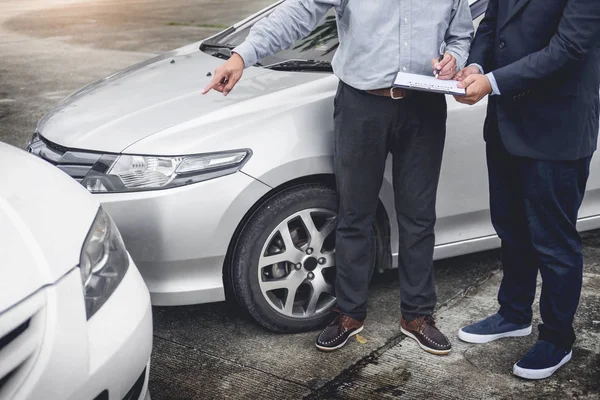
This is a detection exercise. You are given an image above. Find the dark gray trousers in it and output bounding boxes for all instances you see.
[333,81,447,321]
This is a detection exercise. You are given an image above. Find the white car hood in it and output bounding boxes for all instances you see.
[37,42,326,154]
[0,143,98,313]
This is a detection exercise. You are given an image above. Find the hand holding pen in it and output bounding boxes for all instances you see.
[435,54,444,79]
[431,53,457,80]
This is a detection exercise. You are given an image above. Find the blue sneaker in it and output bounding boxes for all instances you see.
[513,340,572,380]
[458,313,532,344]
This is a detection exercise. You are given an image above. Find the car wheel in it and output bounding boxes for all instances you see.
[229,184,380,333]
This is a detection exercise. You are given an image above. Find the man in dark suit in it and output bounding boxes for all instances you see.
[453,0,600,380]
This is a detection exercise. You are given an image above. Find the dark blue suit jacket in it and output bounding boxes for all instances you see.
[468,0,600,160]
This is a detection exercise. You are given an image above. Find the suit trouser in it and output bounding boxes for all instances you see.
[333,81,447,321]
[487,129,591,349]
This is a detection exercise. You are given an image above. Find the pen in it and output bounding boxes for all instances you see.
[435,54,443,79]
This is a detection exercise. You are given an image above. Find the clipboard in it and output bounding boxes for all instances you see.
[393,71,466,96]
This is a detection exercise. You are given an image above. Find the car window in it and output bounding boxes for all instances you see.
[470,0,490,22]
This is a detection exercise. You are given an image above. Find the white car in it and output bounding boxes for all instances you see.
[0,143,152,400]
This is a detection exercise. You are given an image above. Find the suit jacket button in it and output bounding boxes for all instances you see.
[499,41,506,49]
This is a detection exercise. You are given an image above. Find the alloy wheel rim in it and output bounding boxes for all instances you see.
[257,208,337,319]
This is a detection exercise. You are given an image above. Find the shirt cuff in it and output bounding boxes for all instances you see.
[447,50,467,71]
[486,72,501,96]
[232,41,258,68]
[470,63,485,75]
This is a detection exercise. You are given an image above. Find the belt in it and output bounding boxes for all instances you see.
[366,87,411,100]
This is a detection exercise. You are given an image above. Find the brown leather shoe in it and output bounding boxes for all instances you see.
[401,315,451,355]
[316,310,364,352]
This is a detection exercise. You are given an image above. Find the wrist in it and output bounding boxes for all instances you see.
[231,42,258,68]
[231,52,245,67]
[484,76,493,94]
[468,64,484,75]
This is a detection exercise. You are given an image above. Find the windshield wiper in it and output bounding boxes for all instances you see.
[265,59,333,72]
[200,41,239,60]
[211,48,233,60]
[200,41,237,51]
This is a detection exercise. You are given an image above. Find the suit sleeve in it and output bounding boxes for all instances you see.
[233,0,340,68]
[493,0,600,95]
[467,0,499,72]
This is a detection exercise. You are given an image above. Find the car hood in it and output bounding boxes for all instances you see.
[0,143,98,313]
[37,42,327,153]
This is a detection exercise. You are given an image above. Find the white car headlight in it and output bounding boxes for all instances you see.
[80,207,129,319]
[80,150,250,193]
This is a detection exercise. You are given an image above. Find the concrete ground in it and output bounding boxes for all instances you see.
[1,1,599,399]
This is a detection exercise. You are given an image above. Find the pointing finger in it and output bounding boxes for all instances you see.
[202,70,225,95]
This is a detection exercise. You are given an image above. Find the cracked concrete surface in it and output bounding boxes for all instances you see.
[149,237,600,400]
[1,1,599,399]
[306,255,600,400]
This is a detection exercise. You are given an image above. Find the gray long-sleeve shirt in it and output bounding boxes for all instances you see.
[233,0,474,91]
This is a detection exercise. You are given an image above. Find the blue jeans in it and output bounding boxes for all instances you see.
[487,135,591,349]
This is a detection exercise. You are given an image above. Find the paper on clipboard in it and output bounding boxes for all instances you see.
[393,72,466,96]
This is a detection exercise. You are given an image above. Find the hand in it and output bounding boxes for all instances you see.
[454,74,492,105]
[454,65,482,82]
[431,53,457,80]
[202,53,245,96]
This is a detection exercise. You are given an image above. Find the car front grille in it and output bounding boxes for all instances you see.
[0,320,30,353]
[0,292,46,399]
[42,136,69,154]
[28,134,102,183]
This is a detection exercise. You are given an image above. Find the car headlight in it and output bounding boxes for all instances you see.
[80,150,251,193]
[80,207,129,319]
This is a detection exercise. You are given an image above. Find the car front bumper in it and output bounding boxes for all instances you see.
[1,258,152,400]
[97,171,271,306]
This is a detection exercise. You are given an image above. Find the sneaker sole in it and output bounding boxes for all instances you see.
[457,325,532,344]
[400,327,451,355]
[315,326,364,352]
[513,350,572,380]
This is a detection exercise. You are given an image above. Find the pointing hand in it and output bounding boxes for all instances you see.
[202,53,245,96]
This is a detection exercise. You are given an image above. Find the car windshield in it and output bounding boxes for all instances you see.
[200,0,487,72]
[201,8,338,71]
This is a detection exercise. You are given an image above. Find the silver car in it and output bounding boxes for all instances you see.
[29,0,600,332]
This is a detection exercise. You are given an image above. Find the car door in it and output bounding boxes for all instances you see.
[383,3,600,262]
[433,4,600,255]
[437,3,494,251]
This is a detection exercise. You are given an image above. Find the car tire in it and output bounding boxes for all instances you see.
[229,184,382,333]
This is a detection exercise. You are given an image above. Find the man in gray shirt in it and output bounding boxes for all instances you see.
[204,0,473,354]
